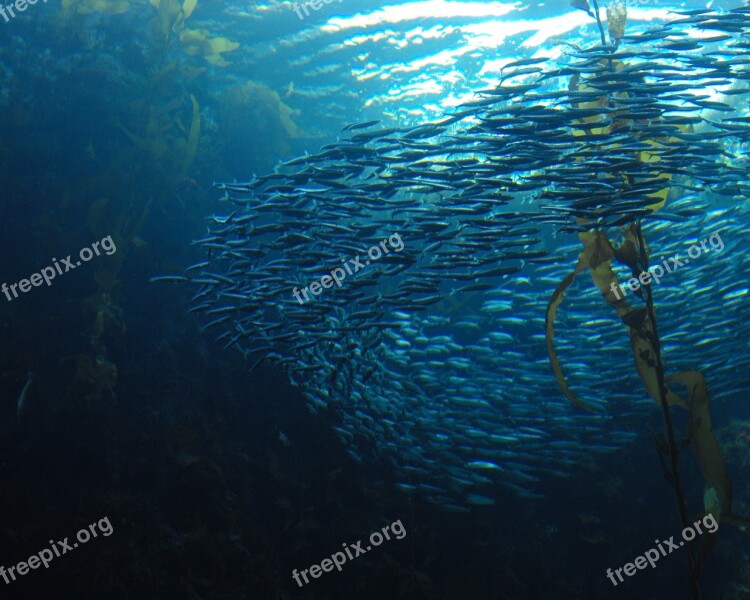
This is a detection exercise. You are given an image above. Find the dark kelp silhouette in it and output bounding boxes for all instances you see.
[545,222,738,597]
[546,2,745,598]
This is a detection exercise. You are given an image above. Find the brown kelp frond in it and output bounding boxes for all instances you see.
[629,310,686,409]
[668,370,732,571]
[545,229,630,413]
[545,267,595,412]
[669,371,732,516]
[545,229,686,412]
[544,231,606,412]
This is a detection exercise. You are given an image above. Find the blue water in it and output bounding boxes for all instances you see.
[1,0,749,598]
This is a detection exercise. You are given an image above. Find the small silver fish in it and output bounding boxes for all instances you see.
[17,371,36,424]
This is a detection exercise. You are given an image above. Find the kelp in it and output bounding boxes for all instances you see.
[571,0,607,46]
[545,269,589,410]
[116,93,201,187]
[61,0,129,15]
[62,353,118,404]
[545,229,686,412]
[672,371,732,518]
[179,94,201,180]
[569,57,679,212]
[545,10,741,598]
[544,222,736,599]
[179,28,240,66]
[147,0,239,65]
[149,0,197,41]
[570,0,594,18]
[219,81,305,174]
[87,195,150,294]
[606,226,687,408]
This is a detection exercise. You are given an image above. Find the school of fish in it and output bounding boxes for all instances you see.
[154,8,750,509]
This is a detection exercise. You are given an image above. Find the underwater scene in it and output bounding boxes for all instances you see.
[2,0,750,597]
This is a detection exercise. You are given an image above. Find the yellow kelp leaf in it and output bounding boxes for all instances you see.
[611,228,686,406]
[545,267,596,412]
[670,370,732,567]
[569,61,625,138]
[637,126,692,212]
[568,61,676,213]
[584,235,684,407]
[179,94,201,180]
[628,310,686,408]
[182,0,197,20]
[670,371,731,515]
[243,81,304,138]
[572,106,608,138]
[545,231,599,410]
[207,36,239,55]
[203,36,240,66]
[645,178,670,211]
[153,0,182,40]
[571,93,609,138]
[179,28,238,65]
[179,27,207,55]
[637,142,670,210]
[547,230,686,411]
[579,230,614,270]
[204,54,229,67]
[580,230,686,408]
[278,105,304,139]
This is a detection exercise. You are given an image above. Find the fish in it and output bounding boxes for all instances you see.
[16,371,36,425]
[342,119,381,132]
[162,10,750,510]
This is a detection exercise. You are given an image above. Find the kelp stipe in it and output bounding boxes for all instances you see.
[545,4,746,598]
